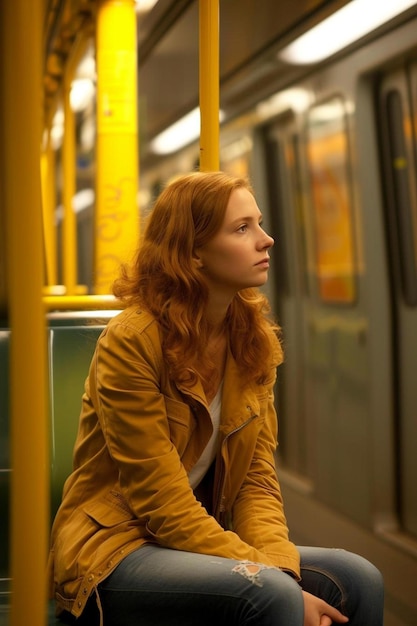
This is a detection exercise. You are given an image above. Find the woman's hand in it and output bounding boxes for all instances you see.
[302,590,349,626]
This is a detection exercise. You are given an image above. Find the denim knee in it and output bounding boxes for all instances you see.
[233,564,304,626]
[298,546,384,626]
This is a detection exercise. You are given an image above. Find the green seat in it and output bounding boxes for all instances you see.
[48,316,108,517]
[0,310,119,620]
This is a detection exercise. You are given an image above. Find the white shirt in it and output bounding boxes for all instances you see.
[188,381,223,489]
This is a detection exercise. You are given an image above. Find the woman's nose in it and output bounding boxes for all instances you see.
[260,229,274,249]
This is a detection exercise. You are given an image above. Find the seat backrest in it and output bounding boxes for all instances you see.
[48,311,119,516]
[49,321,102,516]
[0,310,119,608]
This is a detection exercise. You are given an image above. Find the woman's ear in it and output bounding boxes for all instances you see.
[192,251,204,269]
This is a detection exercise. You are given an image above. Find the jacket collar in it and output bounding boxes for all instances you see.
[176,347,262,434]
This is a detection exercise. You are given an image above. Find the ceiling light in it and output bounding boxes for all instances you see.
[150,107,225,155]
[279,0,417,65]
[70,78,95,112]
[135,0,159,13]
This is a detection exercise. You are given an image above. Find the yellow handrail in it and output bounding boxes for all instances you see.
[43,293,119,311]
[95,0,139,294]
[199,0,220,171]
[41,119,58,286]
[62,32,90,295]
[2,1,49,625]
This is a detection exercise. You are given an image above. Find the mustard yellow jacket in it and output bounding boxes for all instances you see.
[48,306,300,618]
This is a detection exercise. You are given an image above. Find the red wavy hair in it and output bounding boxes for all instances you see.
[113,171,282,385]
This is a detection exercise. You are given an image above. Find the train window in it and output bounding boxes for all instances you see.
[306,97,356,304]
[383,89,417,306]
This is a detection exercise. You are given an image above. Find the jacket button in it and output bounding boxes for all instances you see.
[83,588,88,595]
[88,575,94,582]
[107,560,113,568]
[78,601,82,608]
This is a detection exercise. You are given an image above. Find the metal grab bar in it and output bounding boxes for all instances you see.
[43,294,119,311]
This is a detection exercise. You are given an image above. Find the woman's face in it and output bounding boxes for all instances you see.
[195,187,274,297]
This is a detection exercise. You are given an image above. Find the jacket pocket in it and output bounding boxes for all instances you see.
[164,396,195,457]
[84,491,134,527]
[54,492,140,581]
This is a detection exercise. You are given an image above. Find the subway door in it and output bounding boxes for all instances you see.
[262,114,309,479]
[288,96,372,526]
[379,65,417,541]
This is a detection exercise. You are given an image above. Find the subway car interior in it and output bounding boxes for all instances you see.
[1,0,417,624]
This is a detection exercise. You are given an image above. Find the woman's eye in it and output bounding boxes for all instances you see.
[237,224,247,233]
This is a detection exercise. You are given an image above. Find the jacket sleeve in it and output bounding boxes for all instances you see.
[90,319,295,569]
[231,370,301,579]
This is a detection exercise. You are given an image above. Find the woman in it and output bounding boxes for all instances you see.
[49,171,384,626]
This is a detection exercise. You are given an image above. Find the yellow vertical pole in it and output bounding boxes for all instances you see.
[62,36,91,296]
[199,0,220,171]
[47,130,58,285]
[95,0,139,294]
[1,1,49,625]
[41,127,58,287]
[62,67,78,294]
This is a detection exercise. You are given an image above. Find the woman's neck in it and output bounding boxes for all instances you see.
[203,289,234,329]
[194,325,228,404]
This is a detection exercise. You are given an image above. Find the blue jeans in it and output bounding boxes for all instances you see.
[96,544,384,625]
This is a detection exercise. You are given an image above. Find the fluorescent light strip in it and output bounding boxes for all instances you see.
[150,107,225,155]
[279,0,417,65]
[135,0,159,13]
